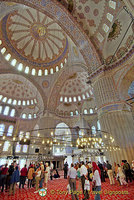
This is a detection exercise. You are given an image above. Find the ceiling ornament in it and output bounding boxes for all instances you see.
[0,8,69,76]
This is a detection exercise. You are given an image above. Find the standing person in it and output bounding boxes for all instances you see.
[98,162,105,182]
[92,162,101,200]
[64,162,68,179]
[6,163,14,192]
[117,164,128,186]
[27,165,34,188]
[44,163,50,189]
[1,164,8,192]
[39,162,45,188]
[80,161,89,200]
[68,163,79,200]
[19,164,28,189]
[50,162,54,180]
[106,161,115,185]
[34,167,41,193]
[77,164,81,190]
[123,160,132,183]
[9,166,20,196]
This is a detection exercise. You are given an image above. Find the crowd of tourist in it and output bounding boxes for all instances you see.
[0,159,133,199]
[66,160,134,200]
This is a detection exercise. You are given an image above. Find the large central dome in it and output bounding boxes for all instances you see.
[0,7,68,75]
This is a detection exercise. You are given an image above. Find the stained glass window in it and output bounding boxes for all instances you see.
[7,125,14,136]
[10,109,15,117]
[23,145,28,153]
[0,124,5,136]
[3,141,10,151]
[15,142,21,153]
[3,106,10,115]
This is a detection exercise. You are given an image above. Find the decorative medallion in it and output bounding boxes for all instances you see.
[0,7,68,76]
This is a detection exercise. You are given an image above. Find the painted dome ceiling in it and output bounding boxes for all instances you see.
[60,72,93,99]
[0,7,68,75]
[0,74,40,101]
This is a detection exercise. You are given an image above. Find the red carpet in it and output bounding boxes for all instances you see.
[0,175,134,200]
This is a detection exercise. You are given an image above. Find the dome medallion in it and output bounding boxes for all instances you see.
[0,7,69,76]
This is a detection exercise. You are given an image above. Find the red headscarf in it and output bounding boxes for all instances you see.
[92,162,101,178]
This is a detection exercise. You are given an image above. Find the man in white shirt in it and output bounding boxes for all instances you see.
[68,163,79,200]
[80,161,89,200]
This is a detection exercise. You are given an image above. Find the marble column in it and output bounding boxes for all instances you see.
[92,73,134,164]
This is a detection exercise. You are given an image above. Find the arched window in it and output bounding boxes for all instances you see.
[73,97,77,102]
[31,100,34,105]
[7,125,14,136]
[31,68,36,75]
[92,126,96,134]
[22,101,26,106]
[78,96,81,101]
[22,113,26,119]
[0,124,5,136]
[18,100,21,105]
[10,109,15,117]
[97,120,101,130]
[60,97,63,102]
[82,94,86,100]
[56,66,59,72]
[11,59,17,66]
[75,110,79,115]
[38,69,42,76]
[86,92,90,98]
[3,141,10,151]
[1,47,6,54]
[5,53,11,61]
[23,145,28,153]
[13,100,17,105]
[89,108,93,114]
[2,97,7,103]
[28,114,32,119]
[61,63,63,68]
[34,113,36,118]
[3,106,10,115]
[64,97,68,102]
[0,106,2,114]
[69,97,72,102]
[44,69,48,75]
[15,142,21,153]
[50,68,54,74]
[27,100,30,105]
[7,98,12,104]
[18,63,23,71]
[25,66,29,74]
[84,109,88,114]
[70,112,73,116]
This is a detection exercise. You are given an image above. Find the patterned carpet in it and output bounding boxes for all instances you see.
[0,174,134,200]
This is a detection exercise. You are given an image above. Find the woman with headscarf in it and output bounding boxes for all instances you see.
[92,162,101,200]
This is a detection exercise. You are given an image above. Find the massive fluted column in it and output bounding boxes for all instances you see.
[92,72,134,164]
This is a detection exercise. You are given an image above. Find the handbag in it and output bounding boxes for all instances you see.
[84,180,90,190]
